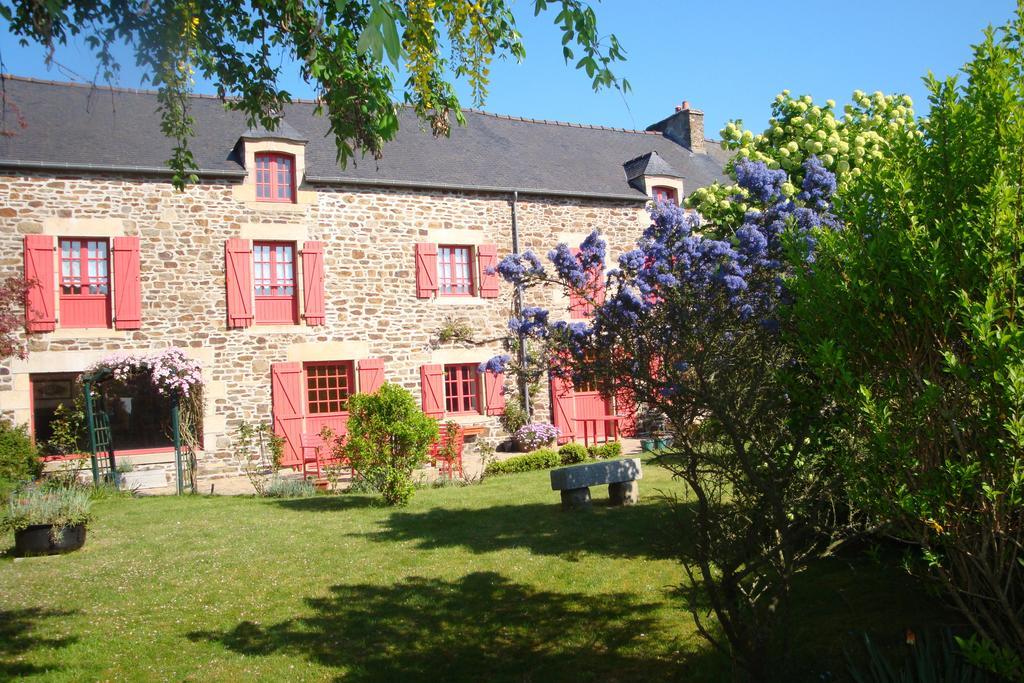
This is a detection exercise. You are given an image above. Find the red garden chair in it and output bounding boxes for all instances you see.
[301,432,353,482]
[430,424,465,479]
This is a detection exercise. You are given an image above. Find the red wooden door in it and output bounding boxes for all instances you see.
[573,380,613,442]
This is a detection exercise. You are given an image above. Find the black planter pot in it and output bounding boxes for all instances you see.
[13,523,87,556]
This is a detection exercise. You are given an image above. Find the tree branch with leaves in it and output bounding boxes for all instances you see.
[1,0,627,188]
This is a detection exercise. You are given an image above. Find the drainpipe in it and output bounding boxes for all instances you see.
[510,191,531,420]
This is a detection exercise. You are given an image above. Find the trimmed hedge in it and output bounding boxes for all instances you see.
[484,448,560,476]
[557,442,588,465]
[484,441,626,477]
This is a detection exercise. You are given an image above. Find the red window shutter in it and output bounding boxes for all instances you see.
[301,241,325,326]
[550,371,577,443]
[358,358,385,394]
[112,236,142,330]
[477,243,499,298]
[420,364,444,417]
[615,386,639,437]
[225,238,254,328]
[23,235,56,332]
[415,243,438,298]
[484,370,506,416]
[271,361,304,469]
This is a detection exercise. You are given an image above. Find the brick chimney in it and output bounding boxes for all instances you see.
[646,101,705,154]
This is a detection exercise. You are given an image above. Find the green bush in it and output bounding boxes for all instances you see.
[484,448,560,476]
[558,442,588,464]
[0,418,42,489]
[332,383,438,506]
[588,442,622,460]
[788,15,1024,659]
[499,397,529,436]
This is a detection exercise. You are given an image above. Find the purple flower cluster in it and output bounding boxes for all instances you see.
[551,320,593,359]
[479,354,512,374]
[88,348,203,398]
[547,229,606,290]
[495,250,546,280]
[488,160,838,400]
[508,306,550,339]
[513,422,560,450]
[734,159,787,203]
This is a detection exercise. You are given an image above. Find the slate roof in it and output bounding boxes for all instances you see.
[0,75,728,200]
[240,119,307,143]
[622,150,683,181]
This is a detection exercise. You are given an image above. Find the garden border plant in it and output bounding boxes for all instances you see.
[2,482,92,554]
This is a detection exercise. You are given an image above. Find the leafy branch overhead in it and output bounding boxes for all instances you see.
[0,0,628,188]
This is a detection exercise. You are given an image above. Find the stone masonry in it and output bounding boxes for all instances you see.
[0,171,649,477]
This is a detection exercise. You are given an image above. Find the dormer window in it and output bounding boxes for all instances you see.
[652,186,678,204]
[255,153,295,203]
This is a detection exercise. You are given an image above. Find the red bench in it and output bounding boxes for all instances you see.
[572,415,624,447]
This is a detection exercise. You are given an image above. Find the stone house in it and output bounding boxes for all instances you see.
[0,76,726,482]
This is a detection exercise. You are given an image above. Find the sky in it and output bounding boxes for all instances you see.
[0,1,1018,139]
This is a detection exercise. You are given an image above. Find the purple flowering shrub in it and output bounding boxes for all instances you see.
[490,156,844,677]
[512,422,560,451]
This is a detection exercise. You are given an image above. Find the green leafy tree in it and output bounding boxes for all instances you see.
[0,0,626,188]
[788,9,1024,670]
[333,382,438,506]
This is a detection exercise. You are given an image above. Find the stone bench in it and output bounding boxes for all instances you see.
[549,457,642,509]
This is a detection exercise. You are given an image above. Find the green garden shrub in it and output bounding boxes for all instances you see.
[558,442,588,464]
[484,448,560,476]
[785,14,1024,667]
[0,418,42,491]
[588,442,622,460]
[331,383,437,506]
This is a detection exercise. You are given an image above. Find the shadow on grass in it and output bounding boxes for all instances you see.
[269,494,381,513]
[0,608,79,677]
[191,571,715,681]
[356,498,691,561]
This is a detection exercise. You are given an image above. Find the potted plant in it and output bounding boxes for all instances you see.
[2,484,92,556]
[512,423,560,452]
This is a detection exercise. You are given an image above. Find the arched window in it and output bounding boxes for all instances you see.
[652,186,678,204]
[254,152,296,202]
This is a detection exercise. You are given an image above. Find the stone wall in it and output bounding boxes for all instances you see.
[0,171,649,477]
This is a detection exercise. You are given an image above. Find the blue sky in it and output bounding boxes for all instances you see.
[0,1,1017,139]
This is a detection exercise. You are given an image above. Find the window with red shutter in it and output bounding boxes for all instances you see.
[652,185,678,204]
[59,238,111,328]
[253,241,298,324]
[444,363,480,415]
[304,361,354,440]
[255,153,296,203]
[437,245,474,296]
[305,362,354,414]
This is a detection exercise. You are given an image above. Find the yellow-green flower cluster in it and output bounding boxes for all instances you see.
[689,89,919,223]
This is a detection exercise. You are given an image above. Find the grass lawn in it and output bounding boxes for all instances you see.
[0,454,959,681]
